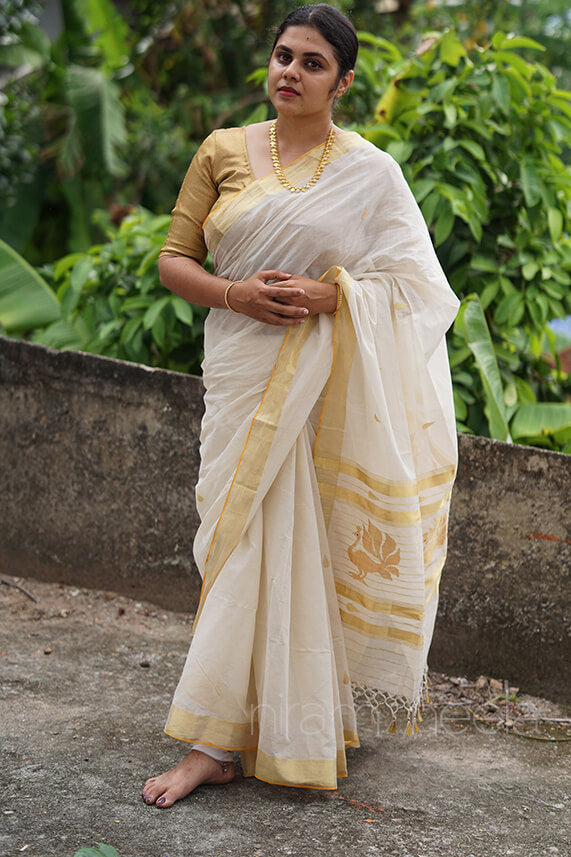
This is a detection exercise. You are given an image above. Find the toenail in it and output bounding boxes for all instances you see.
[157,796,166,806]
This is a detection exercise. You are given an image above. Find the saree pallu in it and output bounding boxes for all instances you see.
[165,132,460,789]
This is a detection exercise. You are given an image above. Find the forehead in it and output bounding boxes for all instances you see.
[275,25,337,60]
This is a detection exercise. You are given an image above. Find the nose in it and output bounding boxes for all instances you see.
[283,62,301,81]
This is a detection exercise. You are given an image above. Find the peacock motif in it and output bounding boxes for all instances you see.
[347,520,401,583]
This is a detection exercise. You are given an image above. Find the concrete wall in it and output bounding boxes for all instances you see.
[0,336,204,610]
[1,336,569,702]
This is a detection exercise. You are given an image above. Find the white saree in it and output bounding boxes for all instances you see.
[164,131,459,789]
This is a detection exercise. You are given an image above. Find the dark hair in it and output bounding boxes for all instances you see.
[271,4,358,79]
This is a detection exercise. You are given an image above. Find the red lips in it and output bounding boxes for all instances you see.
[278,86,299,95]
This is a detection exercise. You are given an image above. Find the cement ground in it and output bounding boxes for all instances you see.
[1,577,569,857]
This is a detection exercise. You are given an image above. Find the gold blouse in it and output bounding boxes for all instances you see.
[159,127,254,264]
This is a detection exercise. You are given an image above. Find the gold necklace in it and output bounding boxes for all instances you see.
[269,119,336,193]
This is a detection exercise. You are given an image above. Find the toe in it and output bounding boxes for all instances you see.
[141,780,164,805]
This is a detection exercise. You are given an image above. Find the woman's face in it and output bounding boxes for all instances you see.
[268,25,352,121]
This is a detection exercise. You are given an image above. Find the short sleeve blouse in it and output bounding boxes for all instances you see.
[159,127,253,264]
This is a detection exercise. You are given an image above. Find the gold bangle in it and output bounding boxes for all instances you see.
[224,281,243,313]
[332,283,343,315]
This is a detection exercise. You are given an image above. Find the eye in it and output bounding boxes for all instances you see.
[277,51,291,63]
[306,59,322,70]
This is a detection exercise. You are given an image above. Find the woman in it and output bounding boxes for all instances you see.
[142,3,459,808]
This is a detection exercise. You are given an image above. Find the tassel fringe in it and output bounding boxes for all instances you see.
[353,666,431,736]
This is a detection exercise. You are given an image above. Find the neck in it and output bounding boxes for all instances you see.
[274,114,333,152]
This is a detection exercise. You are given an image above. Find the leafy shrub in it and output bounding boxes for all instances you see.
[352,30,571,449]
[33,209,207,376]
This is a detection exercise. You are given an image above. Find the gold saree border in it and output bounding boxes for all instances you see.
[194,318,315,627]
[240,747,349,790]
[313,266,357,530]
[165,704,260,750]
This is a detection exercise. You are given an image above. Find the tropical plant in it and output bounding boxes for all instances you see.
[0,238,60,333]
[408,0,571,89]
[0,0,130,260]
[350,29,571,450]
[29,208,207,375]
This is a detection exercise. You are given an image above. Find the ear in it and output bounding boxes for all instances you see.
[336,69,354,98]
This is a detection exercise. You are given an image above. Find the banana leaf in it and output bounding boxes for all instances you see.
[0,239,60,333]
[462,294,511,442]
[511,402,571,441]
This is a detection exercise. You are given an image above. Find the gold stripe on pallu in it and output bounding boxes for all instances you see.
[339,608,424,649]
[240,747,348,789]
[335,580,424,622]
[194,318,315,626]
[320,482,422,525]
[315,457,457,499]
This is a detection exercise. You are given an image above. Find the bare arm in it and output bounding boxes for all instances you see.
[158,255,312,327]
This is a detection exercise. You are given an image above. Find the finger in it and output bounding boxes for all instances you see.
[257,270,292,283]
[266,312,308,326]
[269,302,308,318]
[266,286,306,299]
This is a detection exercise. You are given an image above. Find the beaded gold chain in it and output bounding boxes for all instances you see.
[269,119,336,193]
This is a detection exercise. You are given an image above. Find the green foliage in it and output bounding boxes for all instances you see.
[32,209,207,375]
[0,0,43,39]
[451,296,571,449]
[407,0,571,89]
[0,86,39,209]
[0,0,130,260]
[0,2,43,211]
[0,238,61,333]
[350,29,571,450]
[355,31,570,325]
[120,89,199,215]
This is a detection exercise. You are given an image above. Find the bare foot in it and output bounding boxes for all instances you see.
[142,749,235,808]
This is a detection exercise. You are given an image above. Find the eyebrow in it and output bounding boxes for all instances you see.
[275,43,329,62]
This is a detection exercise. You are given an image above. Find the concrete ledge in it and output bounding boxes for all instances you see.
[0,336,204,610]
[1,336,569,701]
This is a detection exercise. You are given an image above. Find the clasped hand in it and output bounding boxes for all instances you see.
[227,270,337,325]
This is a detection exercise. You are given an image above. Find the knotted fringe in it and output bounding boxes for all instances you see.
[352,668,430,736]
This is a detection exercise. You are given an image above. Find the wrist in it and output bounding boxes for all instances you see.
[224,280,243,313]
